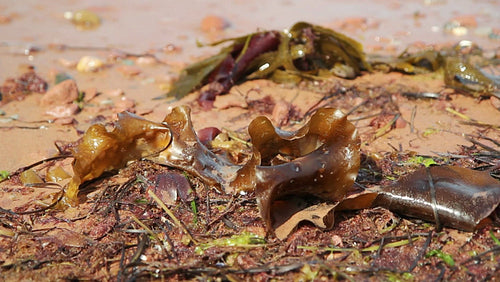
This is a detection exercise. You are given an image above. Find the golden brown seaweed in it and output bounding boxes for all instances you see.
[369,49,442,74]
[368,41,500,98]
[243,108,360,230]
[65,106,244,206]
[443,56,500,98]
[65,112,171,205]
[150,106,361,231]
[150,106,241,190]
[65,106,360,236]
[166,52,230,100]
[373,166,500,231]
[288,22,371,75]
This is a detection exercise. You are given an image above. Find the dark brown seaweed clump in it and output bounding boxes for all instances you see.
[373,166,500,231]
[243,108,360,230]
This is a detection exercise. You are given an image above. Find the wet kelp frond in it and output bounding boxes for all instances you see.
[244,108,360,232]
[372,166,500,231]
[443,56,500,98]
[369,49,443,74]
[341,165,500,232]
[65,106,361,238]
[165,52,230,101]
[287,22,371,75]
[65,112,172,205]
[442,41,499,98]
[150,106,241,190]
[166,22,370,107]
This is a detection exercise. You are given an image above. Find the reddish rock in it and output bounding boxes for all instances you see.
[41,79,79,106]
[113,96,136,113]
[83,87,99,102]
[395,116,407,128]
[0,14,13,24]
[200,15,228,32]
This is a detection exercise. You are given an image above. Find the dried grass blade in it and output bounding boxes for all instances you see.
[374,114,400,139]
[446,107,500,130]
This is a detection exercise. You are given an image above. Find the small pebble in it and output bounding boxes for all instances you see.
[105,88,124,97]
[161,44,182,54]
[64,10,101,30]
[200,15,228,32]
[135,56,157,66]
[114,97,135,113]
[489,28,500,40]
[395,116,407,128]
[444,21,468,36]
[331,235,343,247]
[45,103,80,118]
[41,79,79,106]
[77,56,104,72]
